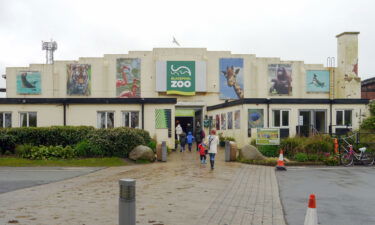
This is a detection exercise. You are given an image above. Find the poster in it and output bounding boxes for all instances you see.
[269,64,292,95]
[155,109,171,129]
[227,112,233,129]
[221,113,226,130]
[67,64,91,96]
[256,128,280,145]
[306,70,330,92]
[234,110,241,129]
[219,58,244,99]
[215,114,220,130]
[166,61,195,95]
[116,58,141,98]
[16,71,41,94]
[248,109,264,128]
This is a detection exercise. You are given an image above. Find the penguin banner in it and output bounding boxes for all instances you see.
[116,58,141,98]
[16,71,41,94]
[219,58,244,99]
[306,70,330,93]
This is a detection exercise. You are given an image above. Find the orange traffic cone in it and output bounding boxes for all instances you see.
[276,149,286,171]
[304,194,318,225]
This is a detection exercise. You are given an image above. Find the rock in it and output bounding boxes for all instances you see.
[239,145,266,160]
[129,145,155,162]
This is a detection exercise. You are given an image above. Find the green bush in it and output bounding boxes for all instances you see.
[280,137,306,158]
[147,139,157,152]
[15,144,34,158]
[74,140,95,157]
[323,154,340,166]
[294,153,308,162]
[0,134,16,154]
[304,135,333,154]
[307,154,321,161]
[257,145,279,157]
[86,127,146,158]
[18,145,76,160]
[134,128,151,144]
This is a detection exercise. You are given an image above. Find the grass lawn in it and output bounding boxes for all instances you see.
[0,157,127,167]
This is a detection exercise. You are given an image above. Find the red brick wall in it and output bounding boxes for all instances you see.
[362,82,375,99]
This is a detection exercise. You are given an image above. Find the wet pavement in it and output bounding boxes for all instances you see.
[0,149,285,225]
[0,167,102,194]
[276,166,375,225]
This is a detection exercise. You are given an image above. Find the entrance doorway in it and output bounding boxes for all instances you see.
[175,107,203,136]
[298,110,327,136]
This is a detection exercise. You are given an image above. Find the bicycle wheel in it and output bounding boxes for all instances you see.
[361,152,374,166]
[341,153,353,166]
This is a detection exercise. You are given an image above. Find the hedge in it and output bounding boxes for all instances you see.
[0,126,151,158]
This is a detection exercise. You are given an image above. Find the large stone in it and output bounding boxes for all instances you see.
[239,145,266,160]
[129,145,155,162]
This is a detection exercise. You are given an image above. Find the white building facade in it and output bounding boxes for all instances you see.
[0,32,370,148]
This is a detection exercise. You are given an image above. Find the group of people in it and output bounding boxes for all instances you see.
[175,122,219,170]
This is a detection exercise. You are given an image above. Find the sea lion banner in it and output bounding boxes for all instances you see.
[219,58,244,99]
[116,58,141,98]
[166,61,195,95]
[16,71,41,94]
[306,70,330,93]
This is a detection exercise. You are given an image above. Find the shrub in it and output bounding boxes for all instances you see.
[294,153,308,162]
[0,134,16,154]
[257,145,279,157]
[15,144,34,158]
[304,135,334,154]
[280,137,306,158]
[324,154,340,166]
[134,129,151,144]
[74,140,95,157]
[147,139,157,152]
[19,145,76,160]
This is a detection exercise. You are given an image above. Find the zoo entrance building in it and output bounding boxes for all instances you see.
[0,32,370,148]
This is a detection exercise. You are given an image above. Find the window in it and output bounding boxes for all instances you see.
[97,111,114,128]
[123,111,139,128]
[0,112,12,128]
[336,110,352,126]
[19,112,37,127]
[273,110,289,127]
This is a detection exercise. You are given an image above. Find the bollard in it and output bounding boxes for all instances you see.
[162,141,167,162]
[119,179,136,225]
[225,141,230,162]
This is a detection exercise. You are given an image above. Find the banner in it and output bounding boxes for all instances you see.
[16,71,41,94]
[306,70,330,93]
[166,61,195,95]
[155,109,171,129]
[175,109,195,117]
[227,111,233,129]
[116,58,141,98]
[248,109,264,128]
[220,58,244,99]
[234,110,241,129]
[67,64,91,96]
[269,64,292,95]
[256,128,280,145]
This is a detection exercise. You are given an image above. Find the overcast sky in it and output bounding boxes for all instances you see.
[1,0,374,96]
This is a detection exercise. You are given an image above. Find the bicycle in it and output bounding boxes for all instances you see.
[340,135,374,166]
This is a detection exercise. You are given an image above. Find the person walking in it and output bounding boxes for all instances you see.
[198,143,207,164]
[195,124,205,151]
[186,131,194,152]
[179,132,187,152]
[176,123,183,141]
[206,130,219,170]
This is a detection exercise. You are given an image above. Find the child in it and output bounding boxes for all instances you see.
[186,131,195,152]
[198,143,207,164]
[179,132,187,152]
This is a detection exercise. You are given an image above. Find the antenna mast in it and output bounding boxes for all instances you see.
[42,39,58,64]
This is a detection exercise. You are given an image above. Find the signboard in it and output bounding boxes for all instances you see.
[298,115,304,126]
[166,61,195,95]
[256,128,280,145]
[306,70,329,93]
[175,109,195,117]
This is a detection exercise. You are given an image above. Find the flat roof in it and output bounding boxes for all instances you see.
[336,32,360,38]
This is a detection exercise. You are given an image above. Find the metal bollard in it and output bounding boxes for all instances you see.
[225,141,230,162]
[162,141,167,162]
[119,179,136,225]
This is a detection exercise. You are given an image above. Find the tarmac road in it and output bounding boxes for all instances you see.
[0,167,102,194]
[277,166,375,225]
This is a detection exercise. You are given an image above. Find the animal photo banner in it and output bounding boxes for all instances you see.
[248,109,264,128]
[67,64,91,96]
[166,61,195,96]
[116,58,141,98]
[221,113,226,130]
[268,64,292,95]
[219,58,244,99]
[306,70,330,93]
[227,111,233,129]
[234,110,241,129]
[215,114,220,130]
[16,71,41,94]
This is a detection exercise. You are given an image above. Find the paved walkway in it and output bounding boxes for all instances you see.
[0,149,285,225]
